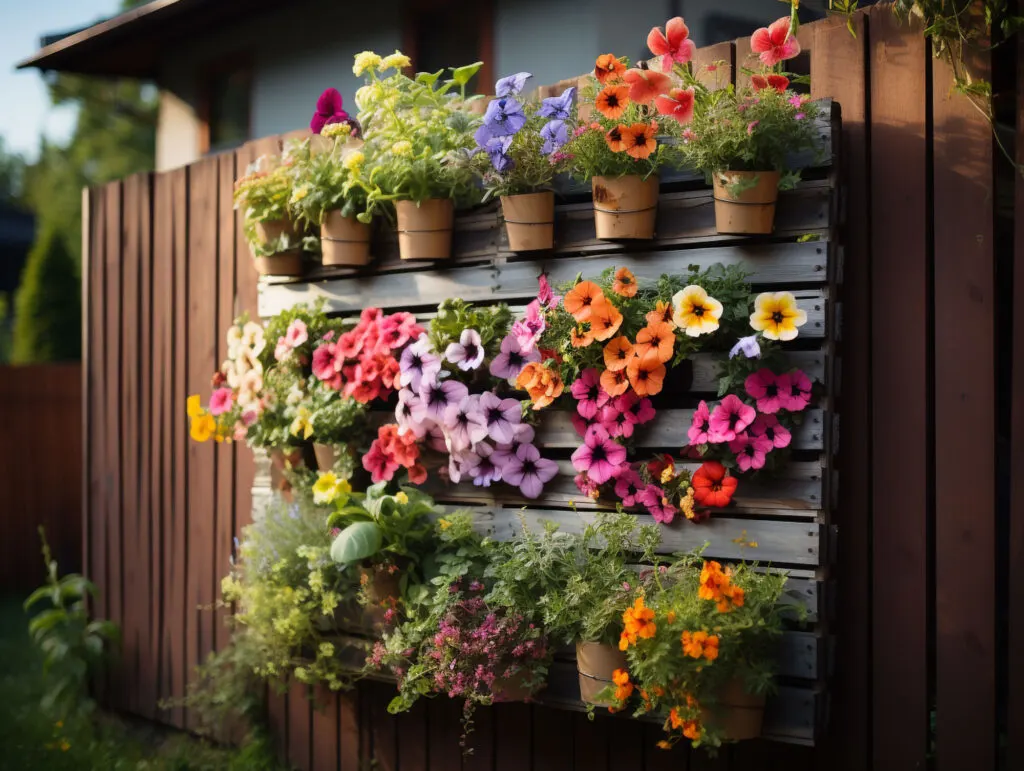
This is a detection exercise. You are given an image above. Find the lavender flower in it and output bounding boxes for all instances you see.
[482,97,527,137]
[495,72,533,97]
[400,334,442,390]
[491,423,536,467]
[729,335,762,360]
[417,377,469,423]
[502,443,558,499]
[445,329,485,371]
[395,388,428,438]
[540,120,568,155]
[443,395,489,451]
[477,391,522,444]
[468,442,502,487]
[537,87,576,120]
[475,131,514,173]
[489,333,540,382]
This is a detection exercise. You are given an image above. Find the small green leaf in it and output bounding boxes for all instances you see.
[450,62,483,86]
[416,69,444,87]
[330,521,383,564]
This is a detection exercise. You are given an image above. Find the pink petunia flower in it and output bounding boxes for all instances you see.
[751,17,801,67]
[571,368,609,420]
[745,368,784,414]
[400,335,442,391]
[443,395,488,451]
[417,377,469,424]
[445,329,485,371]
[363,442,400,483]
[285,319,308,349]
[688,400,713,445]
[624,394,656,425]
[637,484,677,524]
[395,388,429,438]
[749,413,791,449]
[708,394,756,443]
[490,333,540,382]
[780,370,813,412]
[729,432,773,472]
[537,274,561,309]
[468,442,502,488]
[209,387,234,416]
[492,423,535,467]
[312,343,336,381]
[510,300,546,353]
[614,467,644,507]
[599,400,631,439]
[570,424,627,484]
[274,337,292,362]
[574,471,600,499]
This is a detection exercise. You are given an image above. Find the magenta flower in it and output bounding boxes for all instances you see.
[400,335,442,391]
[445,329,485,371]
[492,423,535,467]
[510,300,546,352]
[537,274,561,309]
[688,400,713,444]
[708,394,756,443]
[312,343,336,380]
[745,368,784,414]
[478,391,522,444]
[571,412,591,438]
[614,467,643,507]
[571,368,609,420]
[503,443,558,499]
[395,389,429,438]
[380,312,422,350]
[616,392,655,426]
[490,334,540,382]
[598,400,632,439]
[209,387,234,416]
[637,484,677,524]
[285,319,308,348]
[749,413,792,449]
[574,471,599,498]
[443,395,488,451]
[571,424,627,484]
[311,87,351,134]
[729,432,772,471]
[418,377,469,423]
[751,18,801,67]
[363,443,399,483]
[779,370,813,412]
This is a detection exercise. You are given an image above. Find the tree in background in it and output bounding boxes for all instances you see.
[11,225,81,364]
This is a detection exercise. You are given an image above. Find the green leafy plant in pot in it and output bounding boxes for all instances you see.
[234,148,306,276]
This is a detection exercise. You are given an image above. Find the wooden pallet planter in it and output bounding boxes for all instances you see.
[254,104,842,746]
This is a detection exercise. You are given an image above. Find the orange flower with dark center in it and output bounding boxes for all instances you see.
[570,323,595,348]
[691,461,738,508]
[603,336,634,372]
[613,266,638,297]
[626,351,666,396]
[619,596,657,650]
[646,300,675,327]
[622,68,672,105]
[589,296,623,341]
[622,122,658,160]
[634,321,675,363]
[595,53,626,84]
[601,367,629,397]
[516,362,564,410]
[605,125,629,153]
[563,280,604,322]
[595,84,629,120]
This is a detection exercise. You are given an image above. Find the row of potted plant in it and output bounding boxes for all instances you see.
[232,15,820,275]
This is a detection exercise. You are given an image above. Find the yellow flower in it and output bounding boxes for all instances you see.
[438,518,451,531]
[392,140,412,156]
[671,285,723,337]
[321,122,352,139]
[680,487,696,520]
[381,50,412,70]
[60,740,70,752]
[312,472,340,504]
[190,414,216,442]
[395,491,409,505]
[342,151,365,172]
[291,186,309,203]
[353,51,383,76]
[749,291,808,341]
[659,466,675,484]
[355,83,382,110]
[186,394,203,418]
[289,407,314,440]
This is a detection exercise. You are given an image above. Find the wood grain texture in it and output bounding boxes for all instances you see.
[692,41,734,91]
[1011,28,1024,771]
[289,681,313,771]
[310,688,339,771]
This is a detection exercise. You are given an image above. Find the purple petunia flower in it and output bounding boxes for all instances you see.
[489,334,540,382]
[311,88,352,135]
[729,335,762,360]
[418,377,469,424]
[443,395,488,451]
[495,72,533,97]
[445,329,485,371]
[477,391,522,444]
[395,388,429,438]
[424,422,448,453]
[468,442,502,487]
[570,424,627,485]
[476,130,515,173]
[491,423,536,467]
[537,87,576,120]
[482,97,527,137]
[502,443,558,499]
[540,119,569,155]
[400,334,442,390]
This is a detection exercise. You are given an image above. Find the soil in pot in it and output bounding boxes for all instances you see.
[700,678,766,741]
[501,191,554,252]
[575,641,628,706]
[712,170,781,235]
[253,251,303,277]
[592,175,659,239]
[321,210,372,266]
[396,199,454,260]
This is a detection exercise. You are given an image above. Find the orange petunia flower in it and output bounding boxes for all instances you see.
[515,362,564,410]
[622,68,672,105]
[626,351,666,396]
[613,267,638,297]
[691,460,738,508]
[601,367,630,397]
[570,323,595,348]
[621,122,658,160]
[605,125,629,153]
[595,84,629,120]
[634,321,675,364]
[589,296,623,341]
[603,336,634,372]
[563,280,604,322]
[646,300,675,327]
[595,53,627,84]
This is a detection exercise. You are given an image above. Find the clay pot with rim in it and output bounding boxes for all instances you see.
[320,209,372,266]
[700,678,766,741]
[254,217,300,245]
[253,251,303,277]
[712,170,781,235]
[591,174,659,239]
[501,191,554,251]
[313,443,338,471]
[492,670,545,703]
[575,641,628,706]
[395,198,454,260]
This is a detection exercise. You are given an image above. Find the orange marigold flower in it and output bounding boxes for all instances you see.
[621,596,657,644]
[621,122,658,160]
[612,668,633,701]
[634,321,675,364]
[666,610,677,624]
[612,668,630,686]
[698,560,729,601]
[613,267,638,297]
[601,367,630,397]
[595,84,629,120]
[669,707,683,730]
[516,362,564,410]
[681,629,708,659]
[622,68,672,105]
[682,720,701,741]
[589,296,623,341]
[626,351,666,397]
[656,740,672,750]
[563,280,604,322]
[646,300,676,327]
[595,53,626,84]
[570,323,595,348]
[605,125,629,153]
[703,634,720,661]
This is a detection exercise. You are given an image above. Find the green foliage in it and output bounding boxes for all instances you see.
[0,136,26,201]
[289,134,371,227]
[330,521,384,563]
[11,224,82,363]
[428,298,513,364]
[22,527,118,720]
[327,482,438,568]
[307,380,369,445]
[233,156,295,242]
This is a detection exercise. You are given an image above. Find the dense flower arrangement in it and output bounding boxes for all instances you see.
[233,147,307,256]
[289,120,372,227]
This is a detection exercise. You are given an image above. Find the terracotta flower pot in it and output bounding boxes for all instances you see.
[712,170,781,235]
[269,448,305,495]
[395,199,454,260]
[320,210,372,266]
[575,641,627,706]
[592,175,658,239]
[253,251,303,277]
[501,192,554,252]
[254,217,300,245]
[313,443,337,471]
[700,678,766,741]
[493,670,545,703]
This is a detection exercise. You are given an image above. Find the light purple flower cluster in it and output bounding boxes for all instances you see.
[475,72,577,171]
[395,328,557,498]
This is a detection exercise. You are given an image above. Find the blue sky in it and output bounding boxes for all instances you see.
[0,0,122,161]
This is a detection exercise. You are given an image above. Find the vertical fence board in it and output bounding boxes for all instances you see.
[311,689,340,771]
[89,186,107,700]
[868,7,930,770]
[692,41,734,91]
[339,690,361,771]
[371,682,398,771]
[533,706,574,771]
[289,681,313,771]
[81,187,91,603]
[572,712,610,771]
[495,702,531,771]
[268,689,289,764]
[810,13,870,770]
[461,705,492,771]
[428,696,464,770]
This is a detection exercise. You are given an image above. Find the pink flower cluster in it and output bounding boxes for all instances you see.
[364,424,426,484]
[688,368,811,471]
[311,308,422,404]
[273,319,309,363]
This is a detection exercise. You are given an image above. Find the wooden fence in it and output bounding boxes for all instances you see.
[0,363,82,592]
[81,6,1020,771]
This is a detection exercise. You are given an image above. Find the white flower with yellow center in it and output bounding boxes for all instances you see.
[671,285,724,338]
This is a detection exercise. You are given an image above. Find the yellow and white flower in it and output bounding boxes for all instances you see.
[749,291,807,341]
[391,140,412,156]
[671,285,723,337]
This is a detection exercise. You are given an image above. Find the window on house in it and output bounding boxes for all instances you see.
[405,0,493,94]
[203,65,252,154]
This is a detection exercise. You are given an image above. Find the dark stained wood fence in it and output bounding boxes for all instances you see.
[81,7,1020,771]
[0,363,82,592]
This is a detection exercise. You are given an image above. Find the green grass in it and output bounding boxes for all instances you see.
[0,596,288,771]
